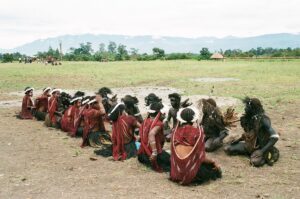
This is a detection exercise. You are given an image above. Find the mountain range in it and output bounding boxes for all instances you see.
[1,33,300,56]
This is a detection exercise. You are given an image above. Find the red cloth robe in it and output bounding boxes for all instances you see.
[35,94,48,112]
[81,108,106,147]
[170,124,205,185]
[61,105,81,136]
[19,95,33,119]
[48,96,58,124]
[112,115,137,161]
[138,113,165,171]
[138,113,165,156]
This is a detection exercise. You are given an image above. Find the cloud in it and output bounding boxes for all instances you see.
[0,0,300,48]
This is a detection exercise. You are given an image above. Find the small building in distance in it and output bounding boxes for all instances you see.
[210,53,225,61]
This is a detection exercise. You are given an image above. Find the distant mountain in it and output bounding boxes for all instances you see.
[1,33,300,56]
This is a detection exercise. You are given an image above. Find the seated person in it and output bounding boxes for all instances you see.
[200,98,231,152]
[81,96,108,147]
[34,87,51,121]
[224,97,279,167]
[19,87,34,119]
[61,96,83,137]
[108,103,141,160]
[137,102,170,172]
[164,93,192,141]
[45,88,62,128]
[170,107,222,185]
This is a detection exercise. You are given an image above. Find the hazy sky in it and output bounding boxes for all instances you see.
[1,0,299,48]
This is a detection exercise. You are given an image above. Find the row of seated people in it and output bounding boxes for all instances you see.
[19,86,279,185]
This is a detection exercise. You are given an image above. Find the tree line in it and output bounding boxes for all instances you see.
[1,42,300,63]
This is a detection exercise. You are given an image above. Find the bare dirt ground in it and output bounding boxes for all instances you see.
[0,87,299,199]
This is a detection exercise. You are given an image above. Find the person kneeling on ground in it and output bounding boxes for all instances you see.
[81,96,109,147]
[34,87,51,121]
[164,93,192,141]
[45,88,62,128]
[199,98,238,152]
[137,102,170,172]
[61,96,83,137]
[19,87,35,119]
[108,103,141,160]
[224,97,279,167]
[75,96,91,137]
[170,107,222,185]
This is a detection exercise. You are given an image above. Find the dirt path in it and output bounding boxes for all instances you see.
[0,92,299,198]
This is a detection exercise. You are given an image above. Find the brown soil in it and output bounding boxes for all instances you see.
[0,88,299,199]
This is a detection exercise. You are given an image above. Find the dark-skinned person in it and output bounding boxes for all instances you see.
[224,97,279,167]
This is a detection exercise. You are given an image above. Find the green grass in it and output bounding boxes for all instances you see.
[0,60,299,105]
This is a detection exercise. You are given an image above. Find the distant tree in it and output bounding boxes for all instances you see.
[152,47,165,59]
[108,41,117,54]
[199,47,212,60]
[2,53,14,63]
[12,52,23,60]
[79,42,93,55]
[99,43,106,53]
[116,44,129,61]
[256,47,264,56]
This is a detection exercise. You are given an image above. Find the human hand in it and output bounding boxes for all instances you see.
[150,154,157,162]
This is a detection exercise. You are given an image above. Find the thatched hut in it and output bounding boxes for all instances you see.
[210,53,224,60]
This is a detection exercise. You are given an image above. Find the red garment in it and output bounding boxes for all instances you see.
[112,115,137,160]
[48,96,58,124]
[19,95,33,119]
[81,108,106,147]
[138,113,165,156]
[35,95,48,112]
[170,124,206,185]
[61,105,81,136]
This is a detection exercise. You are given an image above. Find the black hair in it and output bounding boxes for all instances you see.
[180,108,195,124]
[74,91,85,97]
[122,95,139,107]
[98,87,112,97]
[242,97,264,115]
[168,93,181,101]
[58,92,72,112]
[148,102,164,117]
[145,93,162,106]
[24,86,32,94]
[108,104,126,121]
